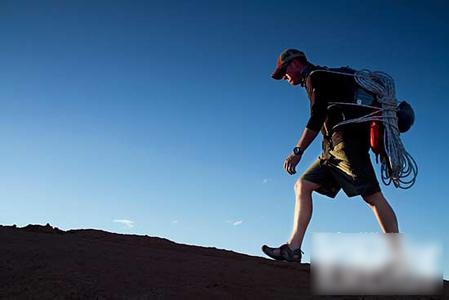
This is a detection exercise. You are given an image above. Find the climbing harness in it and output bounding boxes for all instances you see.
[311,68,418,189]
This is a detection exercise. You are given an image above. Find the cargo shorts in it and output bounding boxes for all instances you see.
[301,140,381,198]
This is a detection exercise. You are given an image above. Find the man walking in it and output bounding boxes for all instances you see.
[262,49,399,263]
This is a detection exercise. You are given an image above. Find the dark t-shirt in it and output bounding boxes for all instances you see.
[304,66,372,150]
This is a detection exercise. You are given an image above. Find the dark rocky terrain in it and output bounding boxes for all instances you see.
[0,224,447,299]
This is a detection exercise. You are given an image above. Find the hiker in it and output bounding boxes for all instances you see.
[262,49,400,263]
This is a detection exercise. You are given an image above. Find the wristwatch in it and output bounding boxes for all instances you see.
[293,146,304,156]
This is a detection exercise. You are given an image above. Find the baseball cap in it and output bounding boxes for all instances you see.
[272,48,307,80]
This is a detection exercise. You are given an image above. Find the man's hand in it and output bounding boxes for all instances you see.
[284,153,301,175]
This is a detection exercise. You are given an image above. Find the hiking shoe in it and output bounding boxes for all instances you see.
[280,243,304,263]
[262,244,285,261]
[262,243,304,263]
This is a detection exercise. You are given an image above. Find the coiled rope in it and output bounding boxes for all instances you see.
[323,69,418,189]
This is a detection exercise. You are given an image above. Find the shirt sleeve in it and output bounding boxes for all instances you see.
[305,74,328,132]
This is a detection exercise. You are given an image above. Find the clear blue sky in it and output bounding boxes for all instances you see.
[1,0,448,278]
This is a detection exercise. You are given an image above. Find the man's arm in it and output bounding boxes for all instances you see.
[295,127,319,152]
[284,128,319,175]
[298,72,327,152]
[284,73,325,175]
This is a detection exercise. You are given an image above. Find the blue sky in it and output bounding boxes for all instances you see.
[1,0,448,278]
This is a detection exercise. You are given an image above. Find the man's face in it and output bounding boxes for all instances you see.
[282,60,305,86]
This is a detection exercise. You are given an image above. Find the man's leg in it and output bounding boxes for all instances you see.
[362,192,404,265]
[268,179,319,256]
[362,192,399,233]
[287,179,321,250]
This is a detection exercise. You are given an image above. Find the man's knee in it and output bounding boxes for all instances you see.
[294,179,319,196]
[362,191,384,206]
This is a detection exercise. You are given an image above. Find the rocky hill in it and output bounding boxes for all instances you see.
[0,224,446,299]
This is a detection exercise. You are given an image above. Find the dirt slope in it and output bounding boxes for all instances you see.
[0,224,446,299]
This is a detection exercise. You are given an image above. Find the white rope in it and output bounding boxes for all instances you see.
[325,69,418,189]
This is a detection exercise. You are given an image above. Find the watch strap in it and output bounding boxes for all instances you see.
[293,146,303,156]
